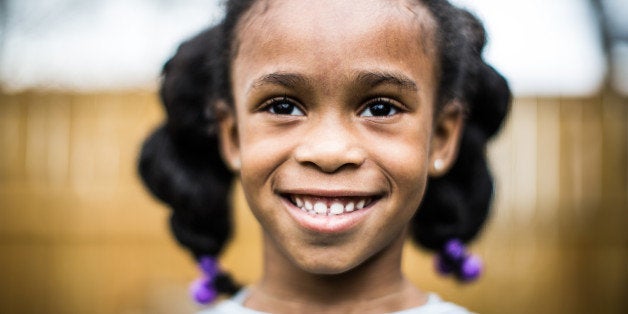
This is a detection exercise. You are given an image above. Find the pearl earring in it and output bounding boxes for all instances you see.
[434,159,444,171]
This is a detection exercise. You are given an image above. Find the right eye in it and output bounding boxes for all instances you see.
[263,97,305,116]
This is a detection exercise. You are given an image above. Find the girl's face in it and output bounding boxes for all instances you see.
[220,0,462,275]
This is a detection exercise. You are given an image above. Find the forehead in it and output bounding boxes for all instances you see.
[235,0,437,57]
[232,0,438,96]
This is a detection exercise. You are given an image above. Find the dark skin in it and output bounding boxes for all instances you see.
[218,0,464,312]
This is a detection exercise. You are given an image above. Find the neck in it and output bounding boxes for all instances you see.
[245,232,427,314]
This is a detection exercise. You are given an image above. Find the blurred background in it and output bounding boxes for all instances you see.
[0,0,626,313]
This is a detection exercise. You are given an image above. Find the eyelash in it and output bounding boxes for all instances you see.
[260,96,305,116]
[259,96,404,117]
[359,97,403,117]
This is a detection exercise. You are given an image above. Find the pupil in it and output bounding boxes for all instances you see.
[370,103,391,116]
[273,102,293,114]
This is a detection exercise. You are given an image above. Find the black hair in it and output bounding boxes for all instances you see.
[138,0,510,297]
[137,25,239,294]
[410,1,511,250]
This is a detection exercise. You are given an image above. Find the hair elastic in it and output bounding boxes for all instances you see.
[190,256,221,304]
[435,239,483,282]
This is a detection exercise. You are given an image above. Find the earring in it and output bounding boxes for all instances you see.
[433,159,444,172]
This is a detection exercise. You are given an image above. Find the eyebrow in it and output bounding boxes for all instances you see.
[251,72,309,91]
[355,71,419,92]
[249,70,419,93]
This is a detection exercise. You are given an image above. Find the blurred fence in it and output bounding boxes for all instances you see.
[0,90,626,313]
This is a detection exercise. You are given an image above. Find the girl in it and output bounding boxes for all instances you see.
[139,0,511,312]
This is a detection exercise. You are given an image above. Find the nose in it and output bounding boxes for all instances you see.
[293,117,366,173]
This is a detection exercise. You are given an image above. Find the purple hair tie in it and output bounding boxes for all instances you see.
[435,239,483,282]
[190,256,221,304]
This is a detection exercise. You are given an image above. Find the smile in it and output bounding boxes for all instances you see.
[288,195,374,216]
[278,190,384,233]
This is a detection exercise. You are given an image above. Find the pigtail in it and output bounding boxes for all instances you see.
[137,25,240,298]
[410,2,511,254]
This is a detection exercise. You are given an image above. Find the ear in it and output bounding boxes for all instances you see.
[428,101,465,177]
[216,100,241,172]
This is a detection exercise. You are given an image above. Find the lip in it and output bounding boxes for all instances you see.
[278,191,380,234]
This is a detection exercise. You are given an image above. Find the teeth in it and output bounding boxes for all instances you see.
[291,196,371,215]
[345,202,355,212]
[314,201,327,214]
[356,200,365,210]
[329,202,344,215]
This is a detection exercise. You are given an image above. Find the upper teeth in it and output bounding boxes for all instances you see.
[291,196,369,216]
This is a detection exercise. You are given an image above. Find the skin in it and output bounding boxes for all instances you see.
[218,0,464,312]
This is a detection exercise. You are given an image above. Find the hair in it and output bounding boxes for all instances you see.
[138,0,510,296]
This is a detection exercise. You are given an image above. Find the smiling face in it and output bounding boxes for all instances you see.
[219,0,462,275]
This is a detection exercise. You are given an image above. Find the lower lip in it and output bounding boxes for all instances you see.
[281,197,373,234]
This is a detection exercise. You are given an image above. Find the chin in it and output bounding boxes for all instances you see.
[288,244,369,276]
[299,260,357,276]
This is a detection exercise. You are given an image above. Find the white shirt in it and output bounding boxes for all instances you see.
[198,289,474,314]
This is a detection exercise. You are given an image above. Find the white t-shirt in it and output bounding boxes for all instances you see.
[198,289,474,314]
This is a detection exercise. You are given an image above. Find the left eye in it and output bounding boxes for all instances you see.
[360,99,399,117]
[263,97,305,116]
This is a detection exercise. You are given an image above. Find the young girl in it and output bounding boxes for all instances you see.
[139,0,510,312]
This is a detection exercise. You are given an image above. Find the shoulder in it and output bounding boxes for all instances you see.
[197,300,264,314]
[198,291,472,314]
[197,289,268,314]
[393,293,475,314]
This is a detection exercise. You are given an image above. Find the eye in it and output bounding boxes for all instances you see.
[263,97,305,116]
[360,98,400,117]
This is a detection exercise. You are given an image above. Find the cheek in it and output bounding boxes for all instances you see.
[238,122,292,179]
[237,119,296,212]
[371,122,432,211]
[382,142,427,181]
[375,124,431,182]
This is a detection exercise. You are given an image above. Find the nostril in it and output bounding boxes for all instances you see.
[292,116,367,172]
[294,142,366,173]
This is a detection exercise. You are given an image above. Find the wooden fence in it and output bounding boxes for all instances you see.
[0,90,626,313]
